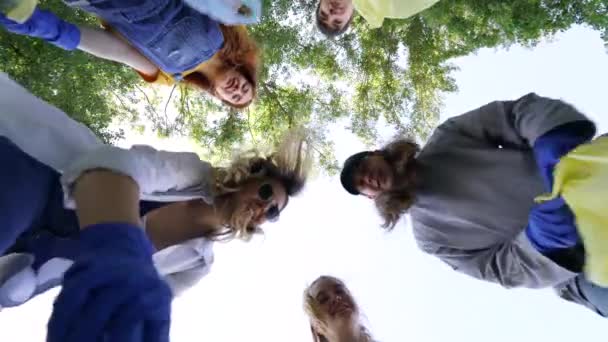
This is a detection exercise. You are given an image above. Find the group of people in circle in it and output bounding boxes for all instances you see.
[1,0,607,341]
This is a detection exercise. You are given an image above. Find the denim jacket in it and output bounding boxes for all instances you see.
[65,0,225,78]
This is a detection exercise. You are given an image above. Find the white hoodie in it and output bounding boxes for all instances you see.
[0,73,215,307]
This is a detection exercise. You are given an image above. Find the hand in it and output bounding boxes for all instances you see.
[0,8,80,50]
[47,223,172,342]
[526,197,579,254]
[533,121,595,190]
[0,0,37,23]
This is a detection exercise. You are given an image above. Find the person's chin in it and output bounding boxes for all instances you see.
[234,206,254,226]
[336,307,354,317]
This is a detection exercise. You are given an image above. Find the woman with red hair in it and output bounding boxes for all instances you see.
[0,0,261,108]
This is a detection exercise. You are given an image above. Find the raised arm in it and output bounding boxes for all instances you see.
[48,168,174,341]
[1,8,158,76]
[72,170,141,228]
[413,218,576,289]
[61,144,214,209]
[77,25,158,76]
[47,169,173,342]
[438,93,595,150]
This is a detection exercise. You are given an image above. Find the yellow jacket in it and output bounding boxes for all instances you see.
[540,136,608,286]
[353,0,439,28]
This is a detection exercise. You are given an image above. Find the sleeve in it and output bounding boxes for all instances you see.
[153,238,215,296]
[163,263,212,296]
[438,93,595,150]
[0,8,80,50]
[60,144,212,207]
[353,0,385,29]
[413,220,576,289]
[182,0,261,25]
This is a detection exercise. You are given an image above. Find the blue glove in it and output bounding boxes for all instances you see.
[47,223,172,342]
[0,8,80,50]
[533,121,595,190]
[526,197,579,254]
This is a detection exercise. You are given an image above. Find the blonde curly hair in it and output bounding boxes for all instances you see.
[303,276,375,342]
[209,128,314,241]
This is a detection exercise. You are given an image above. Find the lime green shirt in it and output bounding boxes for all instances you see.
[352,0,439,28]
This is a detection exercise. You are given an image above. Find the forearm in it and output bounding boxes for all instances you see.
[442,93,595,150]
[511,93,595,145]
[436,232,575,288]
[77,26,158,76]
[1,9,158,75]
[73,170,141,228]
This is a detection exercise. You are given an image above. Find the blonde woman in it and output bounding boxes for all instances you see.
[0,71,313,319]
[303,275,375,342]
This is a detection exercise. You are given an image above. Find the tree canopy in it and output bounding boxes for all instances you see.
[1,0,606,171]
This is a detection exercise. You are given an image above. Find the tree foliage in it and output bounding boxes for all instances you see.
[0,0,142,142]
[1,0,607,171]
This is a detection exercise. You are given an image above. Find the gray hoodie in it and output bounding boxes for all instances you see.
[410,93,596,312]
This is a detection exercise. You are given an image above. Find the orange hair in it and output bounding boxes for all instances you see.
[184,25,260,108]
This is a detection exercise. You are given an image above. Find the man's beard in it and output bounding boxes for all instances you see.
[387,153,417,194]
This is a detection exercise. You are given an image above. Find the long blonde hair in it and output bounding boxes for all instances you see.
[303,276,375,342]
[209,128,314,241]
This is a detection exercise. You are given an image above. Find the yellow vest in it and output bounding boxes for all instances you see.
[353,0,439,28]
[538,136,608,286]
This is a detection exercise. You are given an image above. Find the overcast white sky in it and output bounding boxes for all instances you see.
[2,25,607,341]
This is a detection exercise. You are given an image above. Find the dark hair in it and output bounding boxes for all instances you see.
[373,139,420,230]
[315,1,354,38]
[340,151,373,195]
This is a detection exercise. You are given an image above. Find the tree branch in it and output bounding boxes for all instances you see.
[246,107,258,144]
[262,83,294,127]
[134,84,161,120]
[163,84,178,131]
[111,90,130,112]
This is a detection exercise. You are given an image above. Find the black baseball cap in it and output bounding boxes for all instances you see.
[340,151,372,195]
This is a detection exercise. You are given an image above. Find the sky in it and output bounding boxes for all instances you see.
[2,25,608,341]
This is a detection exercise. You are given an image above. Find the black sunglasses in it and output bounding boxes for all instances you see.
[258,183,280,222]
